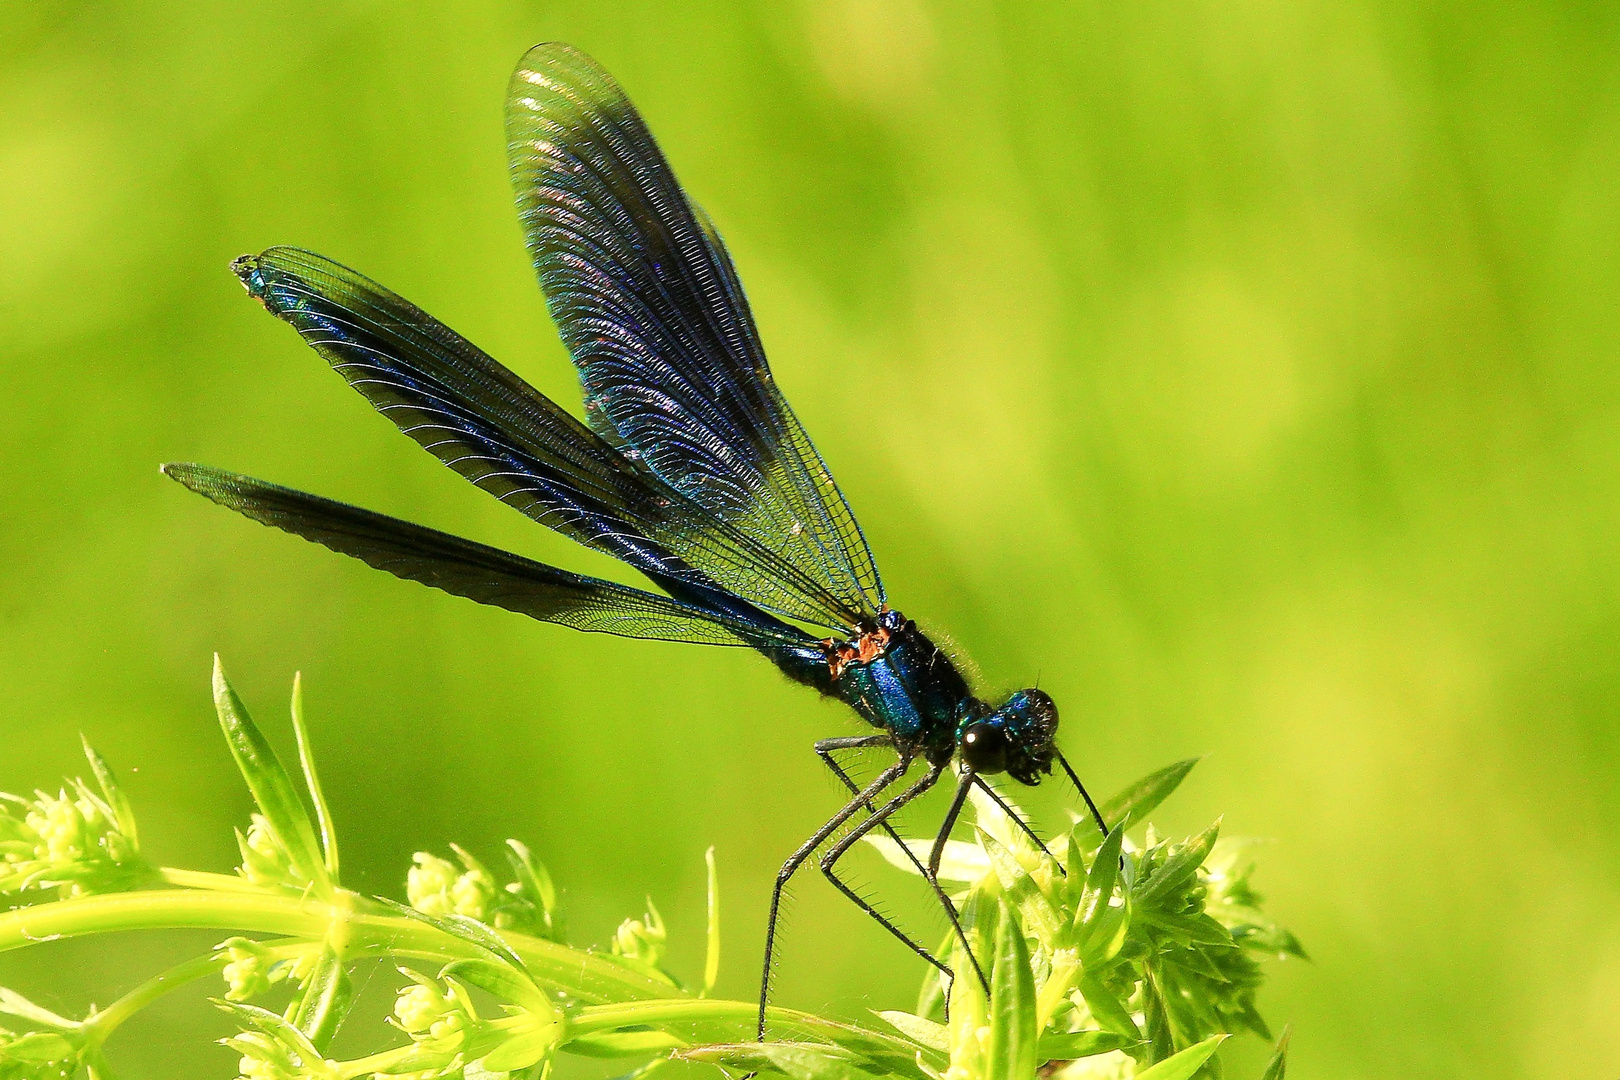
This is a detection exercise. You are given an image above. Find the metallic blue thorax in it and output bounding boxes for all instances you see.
[774,610,977,763]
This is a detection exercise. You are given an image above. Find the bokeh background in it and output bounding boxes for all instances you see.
[4,2,1618,1077]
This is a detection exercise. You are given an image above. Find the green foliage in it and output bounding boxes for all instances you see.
[0,664,1297,1079]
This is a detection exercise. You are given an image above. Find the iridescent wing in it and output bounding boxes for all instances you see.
[163,464,809,649]
[506,43,885,627]
[232,247,857,632]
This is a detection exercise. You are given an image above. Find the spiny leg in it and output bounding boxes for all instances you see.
[757,755,911,1041]
[1055,749,1109,836]
[817,764,990,996]
[928,769,975,878]
[971,774,1064,873]
[816,739,982,995]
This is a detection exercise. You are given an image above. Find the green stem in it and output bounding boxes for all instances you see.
[0,890,939,1068]
[84,953,226,1043]
[157,867,267,893]
[0,890,683,1004]
[571,998,946,1068]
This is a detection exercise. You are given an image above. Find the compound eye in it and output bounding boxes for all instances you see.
[960,722,1008,774]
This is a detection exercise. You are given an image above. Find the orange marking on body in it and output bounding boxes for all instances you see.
[821,623,892,680]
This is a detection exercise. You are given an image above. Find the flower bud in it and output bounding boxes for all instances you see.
[218,938,275,1002]
[236,815,296,888]
[407,851,494,920]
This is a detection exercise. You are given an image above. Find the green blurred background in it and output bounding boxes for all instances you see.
[3,1,1618,1076]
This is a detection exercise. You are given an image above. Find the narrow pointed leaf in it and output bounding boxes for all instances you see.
[506,839,564,942]
[979,829,1064,947]
[441,957,547,1013]
[1136,821,1221,908]
[1078,825,1125,934]
[1258,1025,1291,1080]
[373,896,528,973]
[875,1010,948,1052]
[289,673,339,882]
[1078,971,1140,1041]
[677,1042,881,1079]
[566,1028,684,1056]
[214,998,326,1065]
[866,835,987,883]
[986,897,1037,1079]
[0,987,78,1029]
[1036,1029,1135,1061]
[1080,905,1130,968]
[703,846,720,996]
[287,943,351,1052]
[1132,1034,1228,1080]
[1101,759,1201,834]
[80,737,137,847]
[1064,830,1087,910]
[212,656,329,895]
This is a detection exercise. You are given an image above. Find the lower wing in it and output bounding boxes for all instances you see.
[162,463,812,650]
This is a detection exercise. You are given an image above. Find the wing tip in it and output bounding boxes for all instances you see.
[161,462,239,504]
[516,40,584,69]
[510,41,621,101]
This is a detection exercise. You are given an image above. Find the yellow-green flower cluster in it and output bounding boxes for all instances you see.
[0,778,143,898]
[407,848,496,921]
[382,962,564,1078]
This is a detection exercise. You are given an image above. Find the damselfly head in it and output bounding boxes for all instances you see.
[958,688,1058,785]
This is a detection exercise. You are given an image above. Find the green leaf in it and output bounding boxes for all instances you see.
[979,829,1065,948]
[0,987,78,1030]
[212,656,329,895]
[1101,758,1201,834]
[1136,821,1222,908]
[986,896,1037,1079]
[1,1031,76,1063]
[288,673,339,882]
[1036,1029,1135,1061]
[1257,1025,1291,1080]
[214,998,326,1066]
[1224,916,1309,960]
[865,835,987,883]
[702,846,720,997]
[505,839,564,942]
[1077,825,1129,968]
[374,896,528,973]
[1133,1033,1228,1080]
[1063,830,1087,910]
[1077,972,1140,1041]
[482,1024,561,1071]
[875,1010,947,1052]
[1141,911,1235,949]
[914,928,954,1020]
[441,958,547,1013]
[1078,825,1124,934]
[79,736,137,849]
[678,1041,885,1079]
[566,1028,685,1057]
[1080,905,1130,968]
[285,944,351,1052]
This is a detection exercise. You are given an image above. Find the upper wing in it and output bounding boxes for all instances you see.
[506,42,885,625]
[233,247,859,632]
[162,463,811,649]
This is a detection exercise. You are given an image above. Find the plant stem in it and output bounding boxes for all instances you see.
[85,953,226,1043]
[0,890,687,1005]
[158,867,266,893]
[573,998,945,1067]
